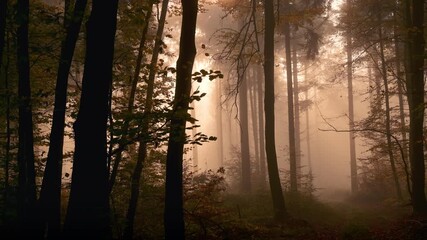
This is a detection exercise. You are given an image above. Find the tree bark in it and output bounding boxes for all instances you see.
[38,1,87,238]
[164,0,198,239]
[264,0,287,222]
[63,0,119,238]
[404,0,427,215]
[16,0,40,237]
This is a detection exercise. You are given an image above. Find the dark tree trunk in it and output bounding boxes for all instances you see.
[404,0,427,215]
[394,36,409,174]
[123,1,169,239]
[16,0,40,237]
[284,0,297,193]
[108,1,153,196]
[264,0,287,222]
[239,70,251,193]
[164,0,198,239]
[346,0,357,193]
[257,66,266,186]
[63,0,119,238]
[38,1,87,238]
[378,15,402,200]
[304,67,312,178]
[292,48,301,187]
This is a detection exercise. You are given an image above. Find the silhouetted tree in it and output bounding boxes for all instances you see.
[63,0,119,238]
[345,0,358,194]
[264,0,287,222]
[404,0,427,215]
[123,0,169,239]
[16,0,39,237]
[239,66,251,193]
[108,0,154,195]
[283,0,297,193]
[164,0,198,239]
[377,10,402,200]
[38,1,87,238]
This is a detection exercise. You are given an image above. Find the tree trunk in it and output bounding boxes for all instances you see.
[217,78,224,167]
[404,0,427,215]
[164,0,198,239]
[239,67,251,193]
[304,66,313,179]
[63,1,119,238]
[346,0,357,193]
[264,0,287,222]
[394,23,411,196]
[16,0,40,237]
[378,15,402,200]
[394,36,409,172]
[257,66,266,186]
[108,1,154,195]
[292,47,301,187]
[123,1,169,239]
[249,69,260,181]
[38,1,87,238]
[284,0,297,193]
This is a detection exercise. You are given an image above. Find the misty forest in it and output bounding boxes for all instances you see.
[0,0,426,239]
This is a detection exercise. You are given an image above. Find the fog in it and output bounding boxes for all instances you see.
[174,1,372,200]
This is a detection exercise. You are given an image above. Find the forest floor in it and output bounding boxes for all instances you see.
[219,193,427,240]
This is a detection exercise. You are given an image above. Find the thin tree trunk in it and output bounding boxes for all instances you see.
[123,1,169,239]
[292,47,301,187]
[191,99,199,169]
[16,0,40,237]
[249,68,260,180]
[217,78,224,167]
[346,0,357,193]
[264,0,287,222]
[239,68,251,193]
[63,1,119,238]
[404,0,427,215]
[304,66,312,179]
[378,15,402,200]
[257,66,266,186]
[164,0,198,238]
[38,1,87,238]
[393,6,410,195]
[108,1,153,195]
[284,0,297,193]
